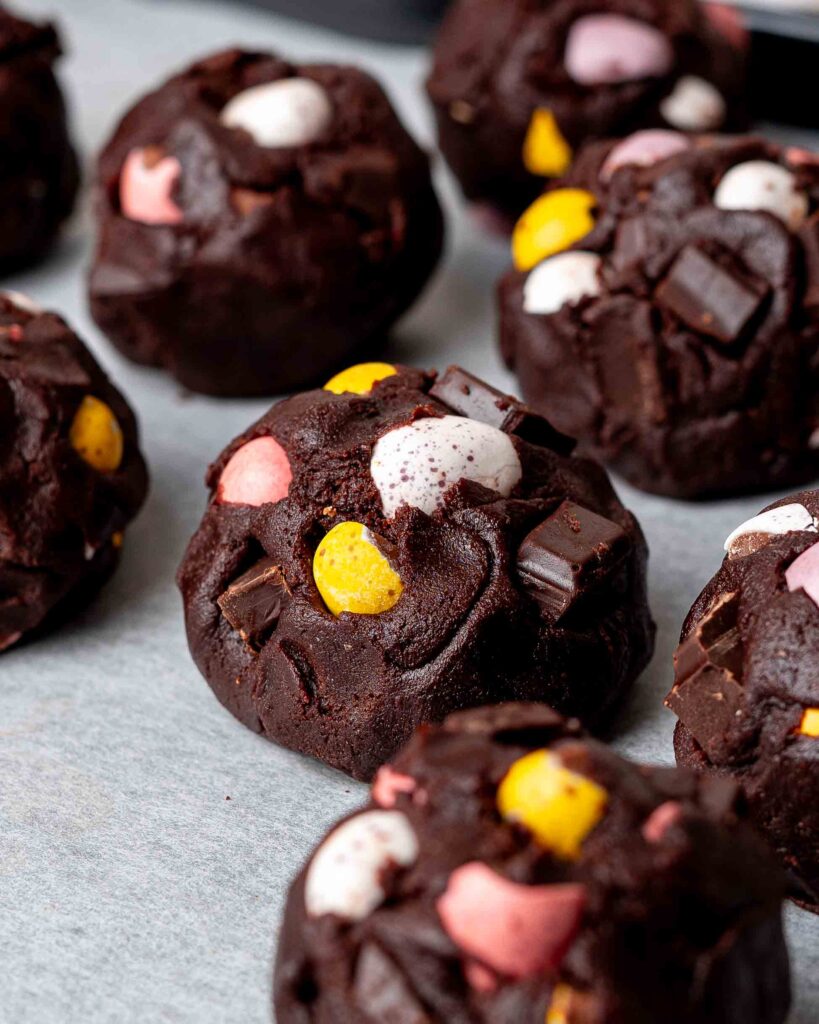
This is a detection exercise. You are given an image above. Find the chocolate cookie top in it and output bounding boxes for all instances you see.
[426,0,745,216]
[500,135,819,497]
[178,364,654,779]
[89,49,444,395]
[275,704,790,1024]
[0,294,148,650]
[668,488,819,910]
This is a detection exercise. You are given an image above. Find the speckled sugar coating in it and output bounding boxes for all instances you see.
[0,295,148,651]
[500,135,819,499]
[670,488,819,914]
[0,5,78,271]
[88,48,444,397]
[426,0,746,221]
[177,366,654,780]
[275,703,791,1023]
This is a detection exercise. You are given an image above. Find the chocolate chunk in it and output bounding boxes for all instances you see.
[430,365,575,455]
[218,557,291,648]
[516,500,630,621]
[666,591,745,761]
[655,245,767,344]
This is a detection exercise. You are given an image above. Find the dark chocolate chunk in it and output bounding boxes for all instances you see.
[666,591,745,761]
[516,500,630,621]
[655,245,767,345]
[218,557,291,648]
[430,365,575,455]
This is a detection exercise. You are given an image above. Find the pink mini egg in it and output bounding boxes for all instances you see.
[642,801,683,844]
[372,766,416,808]
[786,542,819,610]
[601,130,689,181]
[436,862,585,979]
[119,147,183,226]
[565,15,674,87]
[217,436,292,507]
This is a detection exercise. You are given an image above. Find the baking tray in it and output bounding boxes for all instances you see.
[2,1,817,1021]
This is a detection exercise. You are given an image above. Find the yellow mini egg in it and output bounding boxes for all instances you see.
[512,189,596,271]
[523,109,572,178]
[497,749,607,860]
[313,521,403,617]
[69,396,124,473]
[323,362,397,396]
[799,708,819,737]
[545,984,574,1024]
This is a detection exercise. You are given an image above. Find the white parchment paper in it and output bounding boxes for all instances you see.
[1,1,816,1020]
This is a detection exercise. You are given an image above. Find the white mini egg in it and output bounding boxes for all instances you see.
[714,160,809,230]
[724,503,818,559]
[305,811,418,921]
[660,76,726,132]
[220,77,333,149]
[371,415,523,518]
[523,251,602,316]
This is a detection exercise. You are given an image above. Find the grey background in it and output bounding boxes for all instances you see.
[1,1,816,1021]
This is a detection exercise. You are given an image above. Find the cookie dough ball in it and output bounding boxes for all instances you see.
[177,364,654,780]
[88,49,444,397]
[275,703,791,1023]
[669,489,819,913]
[0,7,78,271]
[500,136,819,499]
[426,0,746,221]
[0,294,148,652]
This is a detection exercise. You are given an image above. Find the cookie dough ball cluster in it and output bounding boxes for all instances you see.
[426,0,746,221]
[177,364,654,780]
[0,7,78,271]
[500,136,819,499]
[669,489,819,913]
[275,704,791,1023]
[0,294,148,652]
[89,49,444,397]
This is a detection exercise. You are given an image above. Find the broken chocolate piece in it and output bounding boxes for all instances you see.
[655,245,767,345]
[430,365,575,455]
[516,500,630,621]
[218,556,291,649]
[666,591,745,762]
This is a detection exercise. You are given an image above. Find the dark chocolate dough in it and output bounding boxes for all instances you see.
[500,136,819,498]
[0,294,148,652]
[89,49,444,397]
[426,0,746,221]
[275,703,791,1023]
[0,6,78,271]
[669,488,819,913]
[177,366,654,780]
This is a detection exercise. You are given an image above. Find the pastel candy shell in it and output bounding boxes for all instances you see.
[565,15,673,87]
[217,436,292,507]
[69,396,124,473]
[724,503,817,559]
[660,76,726,132]
[714,161,809,231]
[512,188,596,271]
[312,521,403,617]
[372,766,416,808]
[786,541,819,609]
[220,78,332,149]
[642,801,683,843]
[371,415,522,518]
[120,147,183,226]
[601,130,689,181]
[436,862,585,978]
[523,109,572,178]
[324,362,397,395]
[305,811,418,921]
[523,251,602,315]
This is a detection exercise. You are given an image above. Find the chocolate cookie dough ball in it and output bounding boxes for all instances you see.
[88,50,444,397]
[177,363,654,780]
[0,294,148,652]
[500,135,819,499]
[0,7,78,271]
[426,0,746,222]
[668,489,819,913]
[275,703,791,1023]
